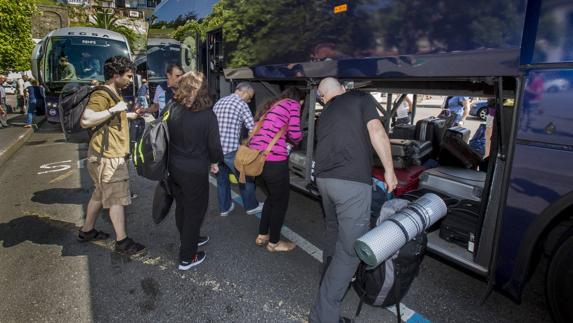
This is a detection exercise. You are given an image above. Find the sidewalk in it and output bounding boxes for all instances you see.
[0,114,46,168]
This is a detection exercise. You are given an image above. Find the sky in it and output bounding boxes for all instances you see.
[155,0,219,22]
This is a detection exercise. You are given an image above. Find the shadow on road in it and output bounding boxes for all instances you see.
[31,187,92,205]
[0,214,78,249]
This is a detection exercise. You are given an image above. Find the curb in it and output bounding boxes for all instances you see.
[0,128,33,168]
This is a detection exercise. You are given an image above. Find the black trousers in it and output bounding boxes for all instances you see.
[169,164,209,262]
[258,160,290,244]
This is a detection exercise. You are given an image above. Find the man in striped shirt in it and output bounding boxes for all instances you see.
[213,82,263,216]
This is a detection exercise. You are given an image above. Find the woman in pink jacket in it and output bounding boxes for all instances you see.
[249,88,304,252]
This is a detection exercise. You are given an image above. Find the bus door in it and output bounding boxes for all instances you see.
[206,28,224,101]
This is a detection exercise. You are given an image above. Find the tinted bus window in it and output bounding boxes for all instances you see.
[531,0,573,64]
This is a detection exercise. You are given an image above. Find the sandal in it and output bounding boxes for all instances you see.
[77,229,110,242]
[255,234,270,246]
[114,237,146,256]
[266,240,296,252]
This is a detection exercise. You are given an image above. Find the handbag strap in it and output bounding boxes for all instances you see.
[247,99,290,142]
[264,126,287,155]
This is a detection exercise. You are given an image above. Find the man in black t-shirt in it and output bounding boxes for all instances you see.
[309,77,397,323]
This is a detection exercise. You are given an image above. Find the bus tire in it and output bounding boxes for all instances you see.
[546,233,573,323]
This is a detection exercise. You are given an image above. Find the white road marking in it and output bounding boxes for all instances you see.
[38,160,72,175]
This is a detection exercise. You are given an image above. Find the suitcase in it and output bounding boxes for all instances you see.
[373,165,426,196]
[439,199,481,252]
[446,126,471,142]
[415,117,448,158]
[418,166,486,202]
[439,132,482,169]
[390,124,416,140]
[411,141,432,165]
[390,139,415,157]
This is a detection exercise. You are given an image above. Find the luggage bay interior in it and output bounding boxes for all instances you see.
[288,77,518,276]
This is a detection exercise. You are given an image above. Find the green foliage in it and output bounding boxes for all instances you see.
[90,9,137,52]
[0,0,37,71]
[35,0,59,6]
[167,0,523,69]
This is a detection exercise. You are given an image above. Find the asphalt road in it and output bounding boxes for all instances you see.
[0,122,553,323]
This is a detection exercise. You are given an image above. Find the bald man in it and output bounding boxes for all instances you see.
[309,77,397,323]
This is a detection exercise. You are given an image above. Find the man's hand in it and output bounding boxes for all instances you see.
[109,101,127,114]
[367,119,397,192]
[210,163,219,174]
[384,170,398,193]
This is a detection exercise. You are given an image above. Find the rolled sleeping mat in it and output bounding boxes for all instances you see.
[354,193,447,268]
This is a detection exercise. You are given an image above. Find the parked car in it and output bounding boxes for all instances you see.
[470,100,489,121]
[544,78,569,93]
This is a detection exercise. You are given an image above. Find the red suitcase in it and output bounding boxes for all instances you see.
[372,165,426,196]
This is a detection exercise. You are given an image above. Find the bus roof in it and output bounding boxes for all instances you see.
[45,27,128,43]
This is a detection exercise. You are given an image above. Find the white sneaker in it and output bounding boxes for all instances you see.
[220,203,235,216]
[246,202,264,215]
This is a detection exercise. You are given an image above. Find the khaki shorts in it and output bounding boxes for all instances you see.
[87,154,131,209]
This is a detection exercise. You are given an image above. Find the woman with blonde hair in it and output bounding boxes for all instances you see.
[167,71,223,270]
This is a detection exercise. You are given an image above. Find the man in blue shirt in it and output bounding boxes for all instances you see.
[145,64,183,117]
[446,96,471,126]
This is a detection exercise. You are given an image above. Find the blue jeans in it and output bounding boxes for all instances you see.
[26,101,36,125]
[216,151,258,212]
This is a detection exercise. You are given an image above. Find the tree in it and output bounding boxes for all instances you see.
[0,0,36,71]
[90,9,137,52]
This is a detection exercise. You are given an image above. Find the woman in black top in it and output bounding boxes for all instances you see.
[167,71,223,270]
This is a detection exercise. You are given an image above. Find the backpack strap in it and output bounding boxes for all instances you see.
[394,262,402,323]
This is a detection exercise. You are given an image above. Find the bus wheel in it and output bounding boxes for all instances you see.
[546,233,573,323]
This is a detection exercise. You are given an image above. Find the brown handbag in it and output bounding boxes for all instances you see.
[234,116,286,183]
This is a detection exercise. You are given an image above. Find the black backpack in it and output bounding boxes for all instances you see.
[59,84,121,141]
[132,103,172,181]
[353,234,427,322]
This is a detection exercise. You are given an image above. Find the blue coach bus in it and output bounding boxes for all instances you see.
[31,27,134,124]
[149,1,572,321]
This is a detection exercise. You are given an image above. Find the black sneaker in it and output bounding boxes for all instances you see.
[115,237,146,256]
[198,236,210,247]
[339,317,354,323]
[179,251,206,270]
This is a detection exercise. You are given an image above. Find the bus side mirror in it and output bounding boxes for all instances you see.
[134,74,142,93]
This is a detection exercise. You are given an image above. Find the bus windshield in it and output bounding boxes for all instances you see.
[146,43,181,81]
[43,36,129,84]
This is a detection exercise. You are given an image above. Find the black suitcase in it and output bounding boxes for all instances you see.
[390,124,416,140]
[390,139,415,157]
[411,141,432,165]
[415,117,448,158]
[439,199,480,251]
[446,126,471,142]
[439,132,482,169]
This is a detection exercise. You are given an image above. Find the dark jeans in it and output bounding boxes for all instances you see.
[169,164,209,262]
[258,160,290,244]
